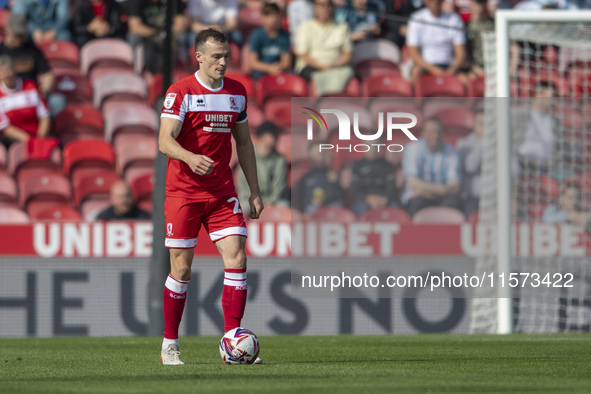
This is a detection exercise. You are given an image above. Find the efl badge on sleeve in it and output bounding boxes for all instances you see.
[164,93,177,109]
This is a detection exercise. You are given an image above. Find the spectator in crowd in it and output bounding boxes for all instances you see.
[295,0,354,96]
[189,0,242,47]
[402,117,462,217]
[516,81,559,171]
[335,0,383,43]
[443,0,472,23]
[382,0,422,49]
[406,0,468,84]
[97,180,151,220]
[237,121,288,212]
[350,145,398,217]
[248,2,292,81]
[457,108,484,218]
[466,0,493,80]
[543,181,591,229]
[287,0,314,45]
[295,142,343,213]
[12,0,72,43]
[128,0,187,74]
[0,55,50,145]
[0,14,64,116]
[73,0,125,48]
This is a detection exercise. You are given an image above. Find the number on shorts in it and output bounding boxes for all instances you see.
[228,197,242,214]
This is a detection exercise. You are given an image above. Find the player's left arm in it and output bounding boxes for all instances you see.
[232,120,264,219]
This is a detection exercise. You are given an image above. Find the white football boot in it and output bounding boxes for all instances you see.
[161,344,185,365]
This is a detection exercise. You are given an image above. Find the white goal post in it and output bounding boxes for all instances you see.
[492,10,591,334]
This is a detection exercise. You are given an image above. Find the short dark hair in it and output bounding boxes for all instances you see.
[534,81,556,96]
[256,121,281,137]
[194,28,228,53]
[262,2,281,15]
[423,116,443,131]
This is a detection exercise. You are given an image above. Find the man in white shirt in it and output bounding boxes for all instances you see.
[189,0,242,46]
[406,0,468,83]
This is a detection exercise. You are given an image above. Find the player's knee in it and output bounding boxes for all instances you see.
[226,252,247,270]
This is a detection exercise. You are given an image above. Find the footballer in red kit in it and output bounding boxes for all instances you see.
[158,29,263,365]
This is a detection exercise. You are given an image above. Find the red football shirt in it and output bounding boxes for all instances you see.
[0,78,49,138]
[160,72,248,200]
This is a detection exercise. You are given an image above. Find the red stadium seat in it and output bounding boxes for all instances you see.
[351,39,401,79]
[226,73,255,104]
[515,69,570,97]
[19,172,71,210]
[114,135,157,178]
[93,72,148,109]
[412,207,466,224]
[81,199,112,221]
[147,71,190,106]
[516,174,559,203]
[0,171,17,204]
[238,7,264,39]
[62,139,115,177]
[256,73,308,107]
[104,103,158,145]
[309,77,360,97]
[33,205,82,221]
[53,104,104,144]
[72,168,120,208]
[415,75,466,98]
[80,38,134,78]
[0,9,9,37]
[362,74,413,98]
[305,206,357,223]
[0,206,29,223]
[38,40,80,71]
[278,133,310,164]
[246,105,265,132]
[130,173,154,204]
[567,68,591,97]
[240,43,252,76]
[52,73,92,104]
[433,107,475,136]
[138,199,153,214]
[7,139,61,181]
[467,76,485,97]
[258,206,303,222]
[360,207,412,223]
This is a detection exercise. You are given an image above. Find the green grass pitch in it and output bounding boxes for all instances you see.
[1,334,590,393]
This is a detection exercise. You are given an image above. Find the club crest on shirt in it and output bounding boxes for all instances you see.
[164,93,177,109]
[229,96,239,111]
[166,223,173,236]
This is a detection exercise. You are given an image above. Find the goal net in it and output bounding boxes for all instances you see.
[471,11,591,333]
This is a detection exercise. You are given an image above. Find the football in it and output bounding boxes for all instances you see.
[219,327,260,365]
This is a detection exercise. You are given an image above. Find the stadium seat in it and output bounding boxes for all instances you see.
[53,104,104,144]
[433,107,475,136]
[309,77,360,97]
[32,205,82,221]
[258,206,303,222]
[138,200,153,214]
[52,73,92,104]
[246,105,265,132]
[238,7,264,39]
[305,206,357,223]
[0,206,29,223]
[114,135,157,179]
[516,174,559,203]
[351,39,401,79]
[72,168,120,208]
[81,199,112,221]
[18,172,71,210]
[0,171,17,204]
[256,73,308,107]
[467,76,485,97]
[130,173,154,204]
[415,75,466,98]
[7,139,61,181]
[412,207,466,224]
[278,133,309,163]
[568,68,591,97]
[104,103,158,145]
[515,68,570,97]
[0,9,9,38]
[80,38,134,79]
[360,207,412,223]
[93,72,148,109]
[239,43,252,76]
[38,40,80,71]
[62,139,115,178]
[362,74,413,98]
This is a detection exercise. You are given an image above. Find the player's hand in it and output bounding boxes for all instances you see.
[187,154,215,175]
[249,195,264,219]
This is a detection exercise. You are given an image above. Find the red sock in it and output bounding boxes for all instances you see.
[222,268,247,332]
[163,274,189,340]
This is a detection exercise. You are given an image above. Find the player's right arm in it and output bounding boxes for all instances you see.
[158,117,215,176]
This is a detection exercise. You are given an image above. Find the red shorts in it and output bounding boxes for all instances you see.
[164,194,247,248]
